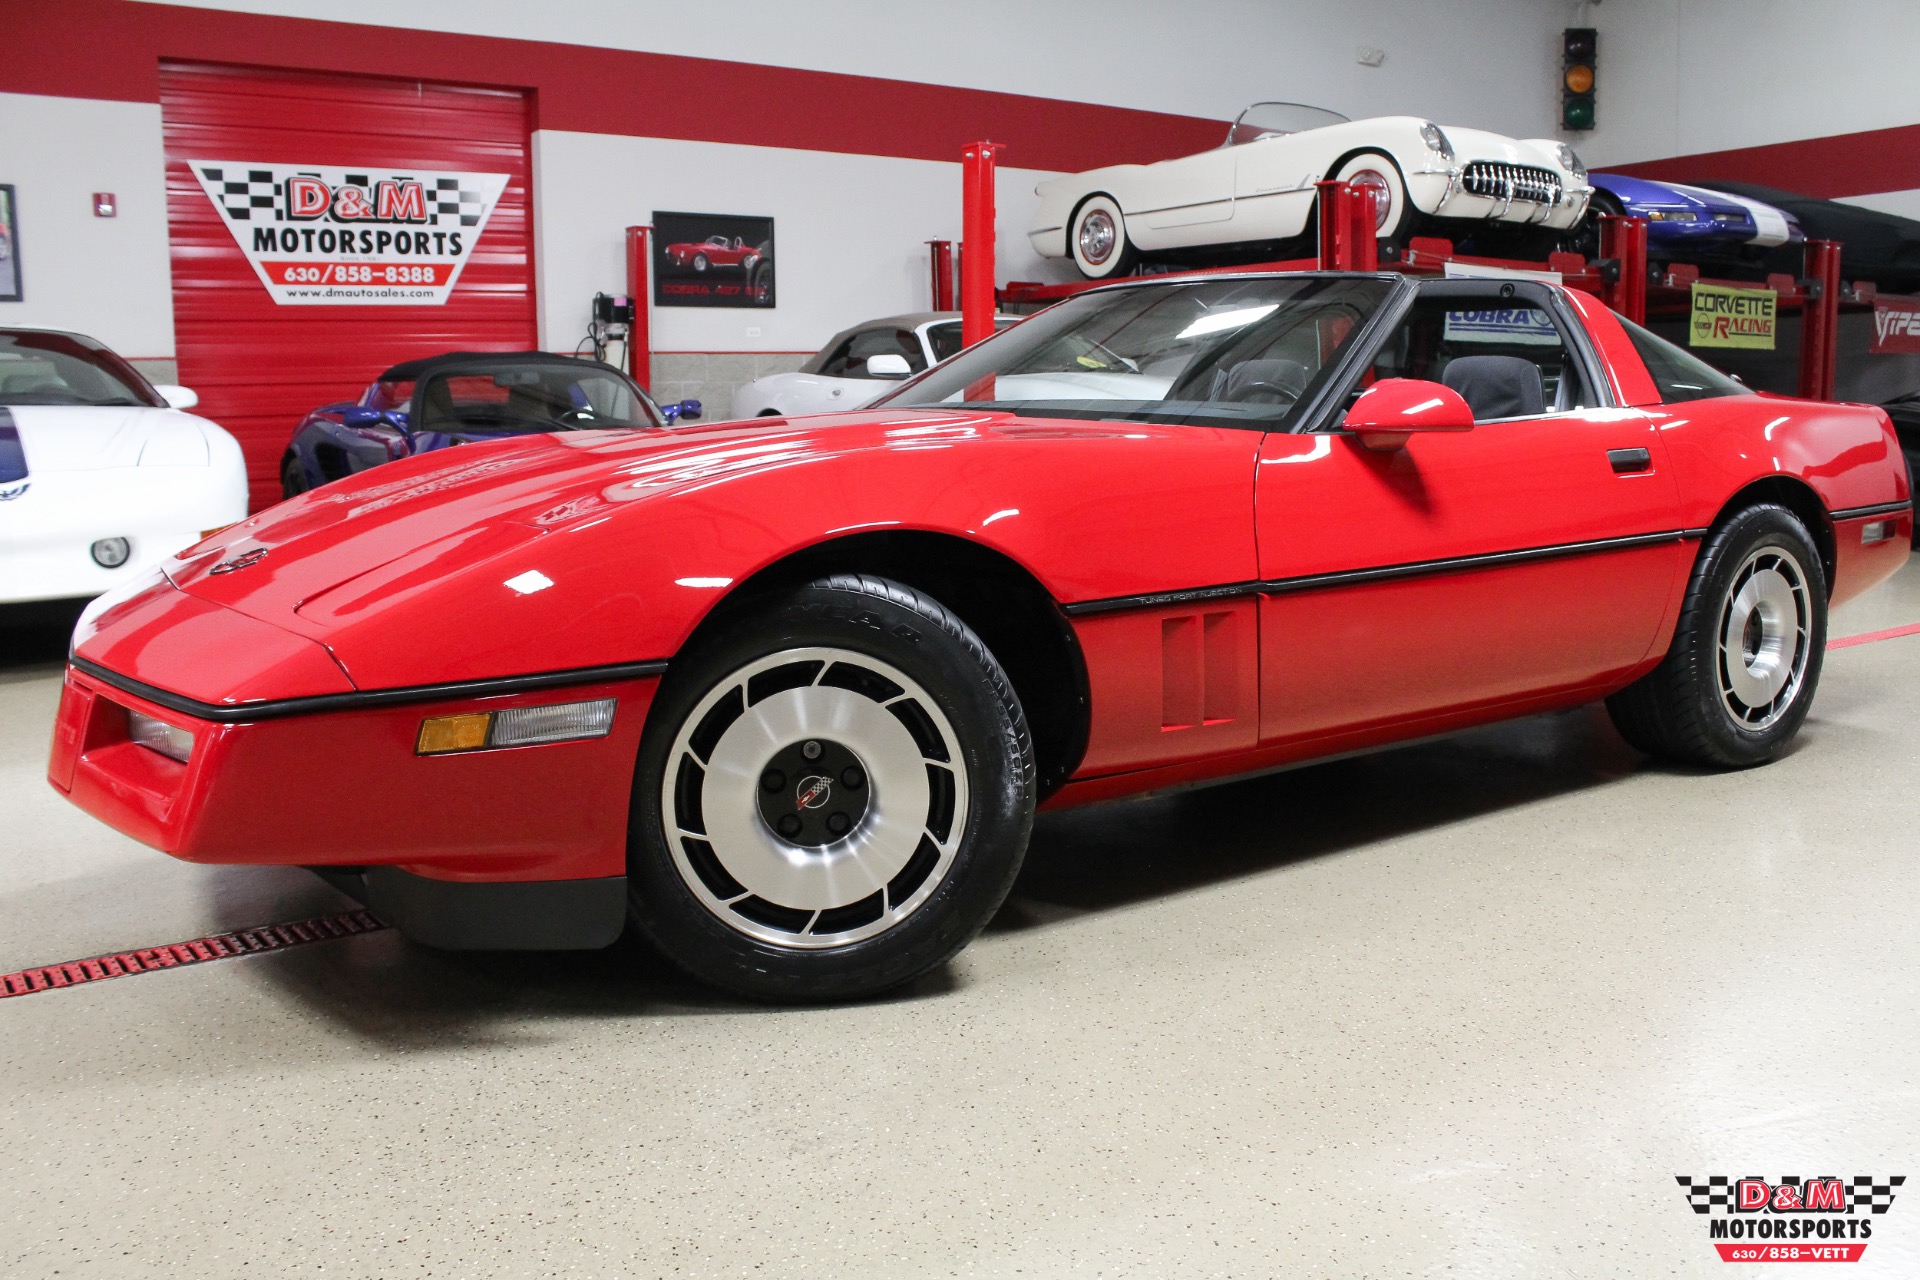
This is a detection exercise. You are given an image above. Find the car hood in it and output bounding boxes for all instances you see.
[2,405,213,471]
[1436,125,1565,170]
[166,410,1026,626]
[1592,172,1735,213]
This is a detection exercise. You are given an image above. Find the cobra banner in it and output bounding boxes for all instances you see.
[188,161,508,305]
[1689,282,1777,350]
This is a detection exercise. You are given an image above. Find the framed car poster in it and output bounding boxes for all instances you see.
[653,210,773,308]
[0,185,20,302]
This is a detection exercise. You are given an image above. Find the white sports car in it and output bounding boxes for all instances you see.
[1030,102,1592,278]
[0,327,247,604]
[730,311,1017,419]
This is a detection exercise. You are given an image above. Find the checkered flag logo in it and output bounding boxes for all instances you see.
[1676,1175,1736,1214]
[1851,1176,1905,1214]
[197,166,279,222]
[1676,1175,1904,1214]
[432,177,488,227]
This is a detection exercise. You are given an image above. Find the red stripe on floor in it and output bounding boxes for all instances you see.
[0,911,386,999]
[1828,621,1920,650]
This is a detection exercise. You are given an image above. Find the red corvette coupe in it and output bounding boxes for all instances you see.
[49,272,1911,1001]
[664,234,758,272]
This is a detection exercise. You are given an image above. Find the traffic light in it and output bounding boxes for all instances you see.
[1562,28,1597,131]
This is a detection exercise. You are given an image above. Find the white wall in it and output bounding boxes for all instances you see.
[533,131,1056,355]
[0,93,175,358]
[1578,0,1920,186]
[140,0,1575,139]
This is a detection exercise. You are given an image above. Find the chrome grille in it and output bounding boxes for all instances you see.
[1461,162,1563,206]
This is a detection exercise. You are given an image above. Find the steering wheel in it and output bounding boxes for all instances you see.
[1219,377,1304,405]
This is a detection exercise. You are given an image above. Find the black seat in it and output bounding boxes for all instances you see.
[1440,355,1545,421]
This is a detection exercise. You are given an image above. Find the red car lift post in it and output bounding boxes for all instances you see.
[1315,180,1379,271]
[1598,214,1649,325]
[961,142,1002,347]
[625,224,652,387]
[927,239,956,311]
[1799,238,1842,402]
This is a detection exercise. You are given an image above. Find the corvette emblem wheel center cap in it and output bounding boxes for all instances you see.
[757,738,870,848]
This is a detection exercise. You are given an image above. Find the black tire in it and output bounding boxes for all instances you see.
[627,574,1035,1001]
[280,453,308,499]
[1567,188,1624,262]
[1068,193,1138,280]
[1606,504,1827,768]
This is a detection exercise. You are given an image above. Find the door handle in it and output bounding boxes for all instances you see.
[1608,447,1652,474]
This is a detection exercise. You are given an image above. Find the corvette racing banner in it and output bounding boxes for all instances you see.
[1689,282,1777,350]
[188,161,508,305]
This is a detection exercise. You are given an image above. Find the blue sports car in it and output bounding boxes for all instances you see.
[1571,173,1803,267]
[280,351,700,498]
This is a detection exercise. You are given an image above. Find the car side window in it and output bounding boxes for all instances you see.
[1368,299,1592,420]
[820,328,926,378]
[1617,316,1748,403]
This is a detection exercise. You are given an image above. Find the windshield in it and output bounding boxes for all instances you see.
[925,316,1019,364]
[1225,102,1350,146]
[878,275,1395,430]
[0,330,164,408]
[415,364,664,433]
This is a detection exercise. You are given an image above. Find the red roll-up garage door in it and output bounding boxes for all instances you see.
[160,62,535,512]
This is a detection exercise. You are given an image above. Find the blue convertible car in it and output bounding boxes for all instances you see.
[1572,173,1803,267]
[280,351,700,498]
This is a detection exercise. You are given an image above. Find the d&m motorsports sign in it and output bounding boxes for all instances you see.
[190,162,508,305]
[1689,282,1777,350]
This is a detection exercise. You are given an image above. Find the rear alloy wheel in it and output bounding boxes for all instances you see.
[1605,504,1826,767]
[1069,193,1138,280]
[628,574,1034,1001]
[1332,151,1411,246]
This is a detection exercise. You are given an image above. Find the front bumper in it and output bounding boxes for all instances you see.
[50,659,658,905]
[1409,170,1589,230]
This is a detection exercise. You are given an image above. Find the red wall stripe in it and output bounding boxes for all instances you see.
[5,0,1224,172]
[1607,123,1920,201]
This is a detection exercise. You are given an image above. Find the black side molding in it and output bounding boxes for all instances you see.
[71,655,669,724]
[312,866,628,951]
[1830,499,1913,521]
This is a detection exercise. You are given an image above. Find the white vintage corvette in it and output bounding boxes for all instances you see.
[1030,103,1592,278]
[0,328,247,605]
[730,312,1017,419]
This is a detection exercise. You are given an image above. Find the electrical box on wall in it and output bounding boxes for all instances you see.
[1562,28,1597,130]
[593,293,634,325]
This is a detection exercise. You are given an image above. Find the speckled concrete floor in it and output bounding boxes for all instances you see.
[3,567,1919,1279]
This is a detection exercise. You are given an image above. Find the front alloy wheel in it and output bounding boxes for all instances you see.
[662,646,969,948]
[628,574,1034,1001]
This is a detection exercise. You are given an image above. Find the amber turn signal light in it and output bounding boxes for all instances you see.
[417,712,492,755]
[416,699,617,755]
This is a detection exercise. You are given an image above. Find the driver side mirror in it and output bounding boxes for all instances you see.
[660,399,703,424]
[154,384,199,411]
[1343,378,1475,452]
[865,353,912,379]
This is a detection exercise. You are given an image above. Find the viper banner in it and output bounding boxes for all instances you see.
[1871,296,1920,354]
[189,162,508,305]
[1689,282,1777,350]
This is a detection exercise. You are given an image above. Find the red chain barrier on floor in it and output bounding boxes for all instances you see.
[1828,620,1920,650]
[0,910,386,999]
